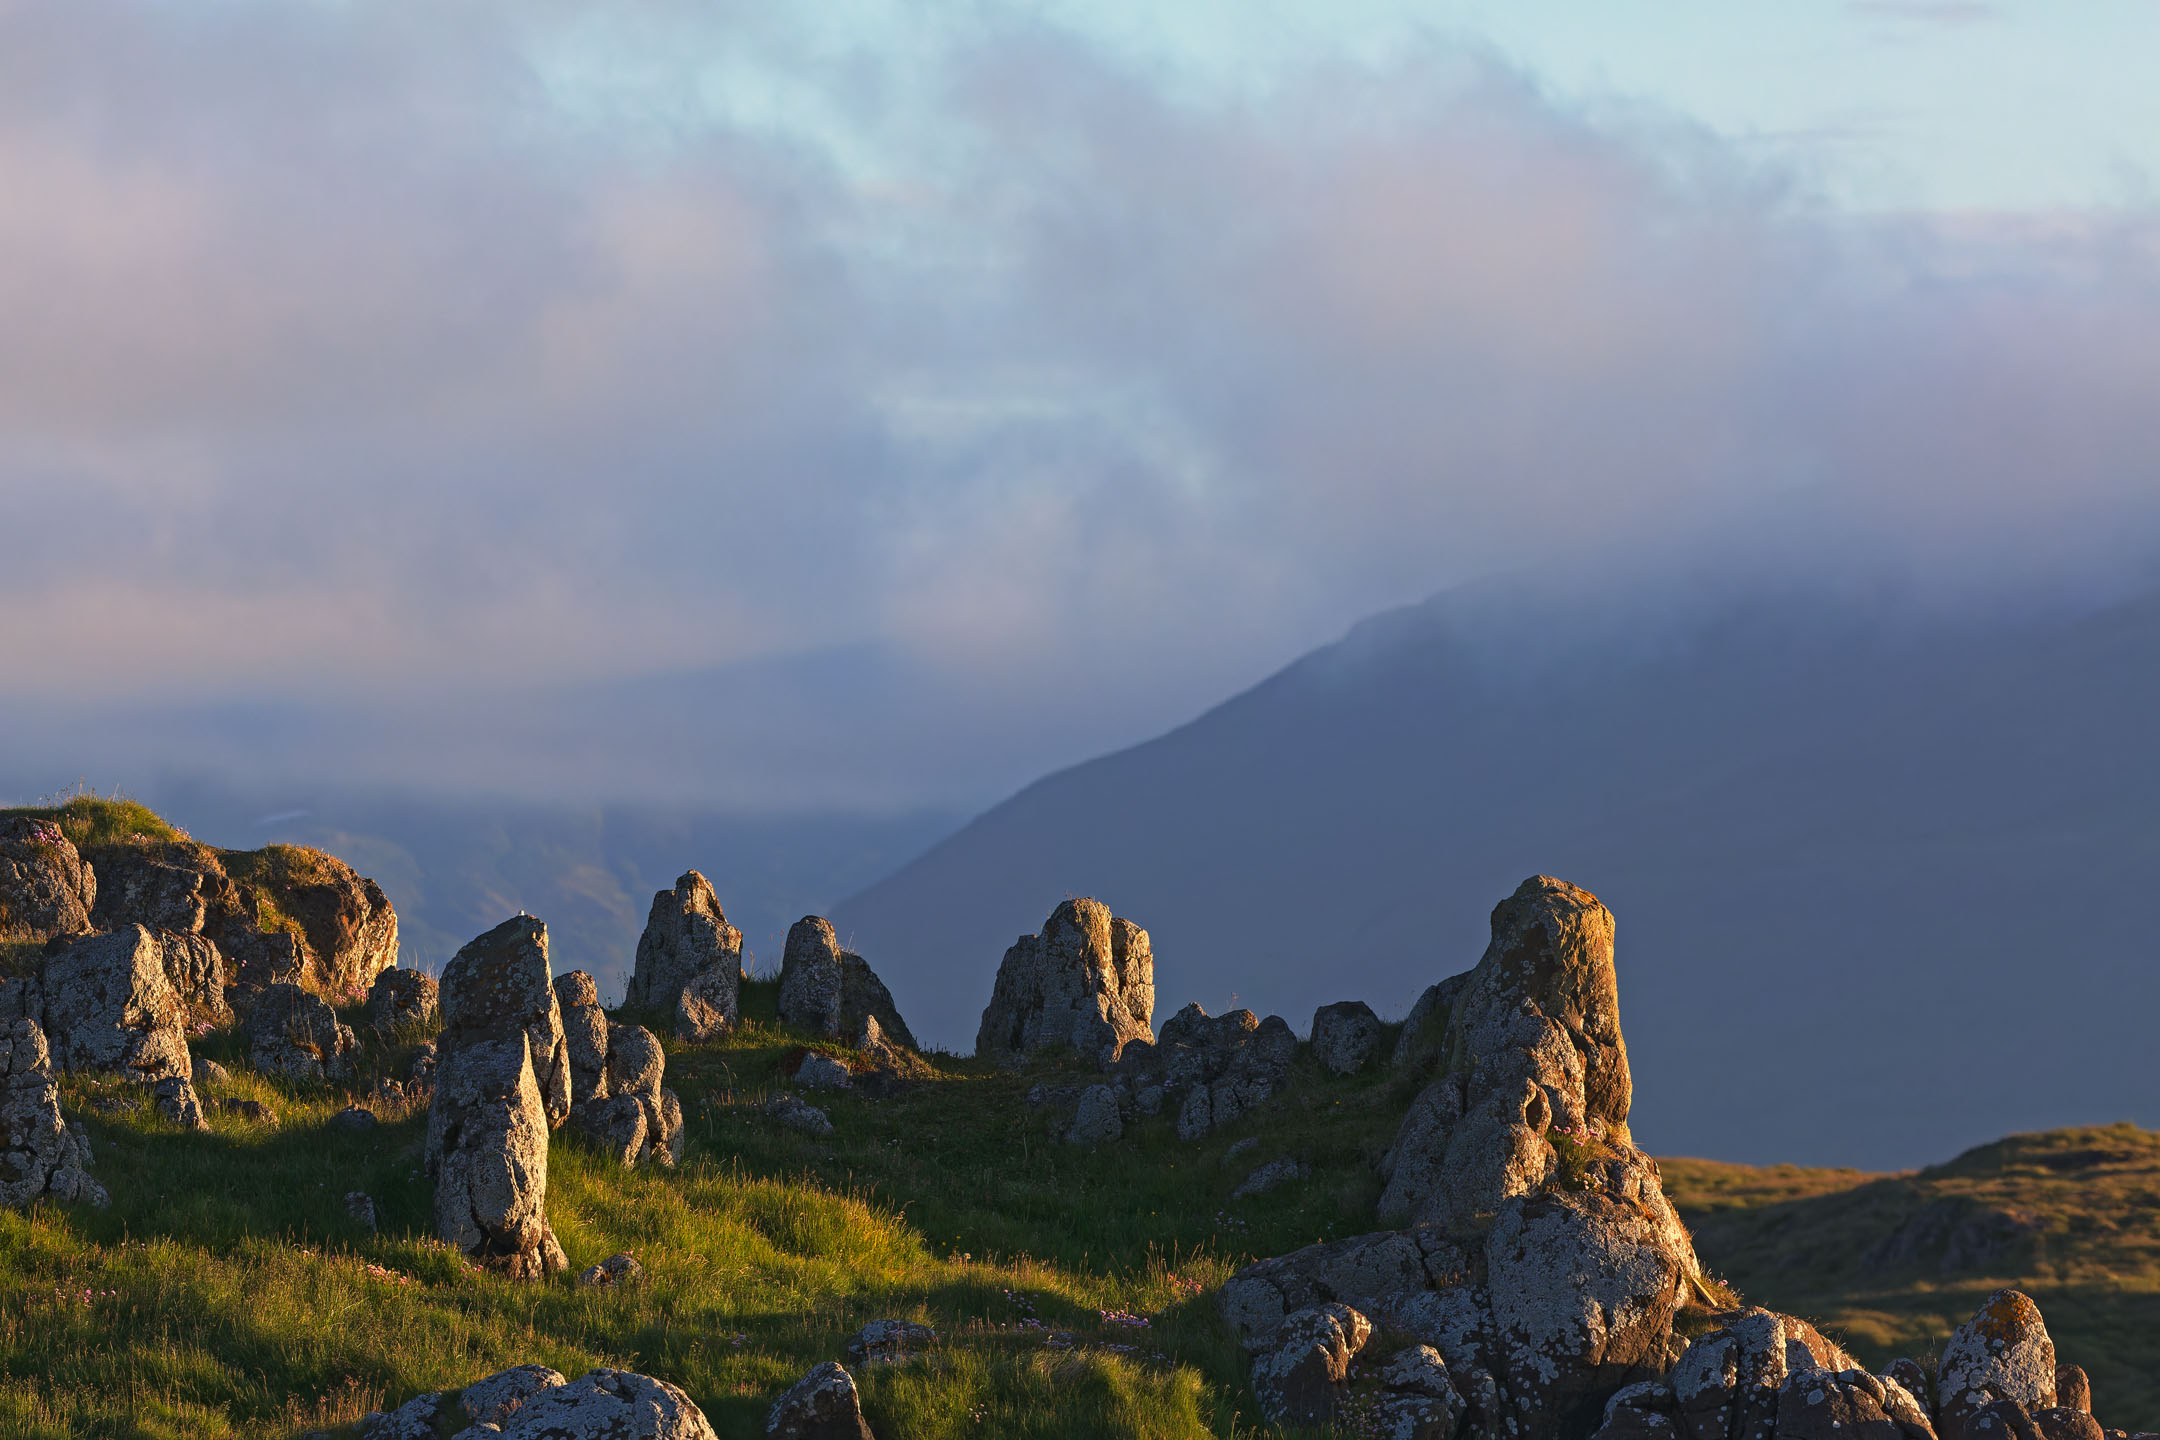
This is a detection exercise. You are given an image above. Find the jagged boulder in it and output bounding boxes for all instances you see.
[1310,1000,1382,1076]
[767,1361,875,1440]
[87,852,204,935]
[1774,1367,1937,1440]
[246,982,357,1082]
[573,1022,684,1167]
[39,926,192,1085]
[1252,1302,1373,1425]
[438,916,571,1128]
[1156,1004,1296,1139]
[777,916,917,1049]
[975,898,1153,1069]
[1937,1290,2056,1440]
[367,967,439,1033]
[0,818,96,943]
[0,1018,107,1208]
[627,871,742,1017]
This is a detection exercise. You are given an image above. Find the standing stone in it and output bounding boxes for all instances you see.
[439,917,571,1128]
[974,898,1154,1069]
[554,971,610,1106]
[367,968,440,1032]
[767,1361,875,1440]
[1310,1000,1382,1076]
[1938,1291,2056,1440]
[246,982,358,1082]
[777,916,918,1050]
[626,871,742,1017]
[426,1031,566,1278]
[0,1019,108,1208]
[0,818,96,943]
[39,926,192,1085]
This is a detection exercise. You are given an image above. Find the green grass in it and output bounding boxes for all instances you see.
[1663,1126,2160,1432]
[0,792,186,850]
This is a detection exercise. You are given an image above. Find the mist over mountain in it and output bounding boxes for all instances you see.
[833,575,2160,1172]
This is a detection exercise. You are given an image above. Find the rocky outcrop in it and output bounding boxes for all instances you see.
[366,967,438,1033]
[367,1367,717,1440]
[1155,1004,1296,1140]
[83,838,398,1001]
[778,917,917,1050]
[246,982,357,1082]
[975,898,1153,1069]
[438,916,570,1128]
[626,871,742,1017]
[1065,1083,1123,1144]
[1311,1000,1382,1075]
[0,818,96,943]
[1253,1302,1372,1425]
[767,1361,875,1440]
[1671,1307,1862,1440]
[0,1018,107,1208]
[426,916,571,1278]
[572,1022,684,1168]
[39,926,193,1086]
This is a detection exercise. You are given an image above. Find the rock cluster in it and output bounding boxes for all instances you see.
[0,1018,107,1208]
[425,916,570,1278]
[1158,1003,1297,1140]
[555,968,684,1167]
[627,871,743,1023]
[975,898,1155,1069]
[778,916,918,1050]
[0,817,97,943]
[366,1365,717,1440]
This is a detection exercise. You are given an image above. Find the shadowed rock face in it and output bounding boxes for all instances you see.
[426,1029,566,1280]
[975,898,1154,1069]
[0,819,96,943]
[0,1018,107,1210]
[246,982,357,1083]
[778,916,918,1050]
[626,871,742,1018]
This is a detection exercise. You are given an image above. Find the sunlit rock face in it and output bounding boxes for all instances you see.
[974,898,1154,1070]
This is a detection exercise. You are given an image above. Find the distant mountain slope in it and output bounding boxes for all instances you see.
[834,583,2160,1169]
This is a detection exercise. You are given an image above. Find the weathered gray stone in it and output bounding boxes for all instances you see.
[847,1319,938,1367]
[1252,1303,1371,1425]
[247,982,358,1083]
[1674,1308,1860,1440]
[192,1056,230,1088]
[347,1189,378,1231]
[1593,1381,1684,1440]
[1888,1360,1937,1417]
[766,1361,874,1440]
[1066,1083,1123,1145]
[157,931,230,1028]
[794,1051,853,1091]
[1939,1291,2057,1440]
[152,1073,208,1130]
[555,971,610,1105]
[440,917,571,1129]
[427,1031,567,1278]
[1156,1004,1297,1139]
[627,871,741,1018]
[329,1104,378,1134]
[0,818,95,943]
[839,952,916,1052]
[1393,972,1472,1072]
[2031,1409,2103,1440]
[766,1093,832,1138]
[778,916,846,1038]
[0,1018,108,1208]
[572,1023,680,1167]
[369,968,440,1033]
[462,1365,567,1428]
[40,926,192,1085]
[673,965,735,1044]
[489,1367,717,1439]
[1311,1000,1382,1076]
[577,1252,643,1288]
[365,1392,442,1440]
[1776,1367,1936,1440]
[975,898,1153,1069]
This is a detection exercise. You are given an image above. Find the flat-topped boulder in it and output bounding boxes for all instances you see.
[626,870,742,1019]
[975,898,1154,1070]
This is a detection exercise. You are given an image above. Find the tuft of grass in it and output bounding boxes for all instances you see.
[0,792,186,850]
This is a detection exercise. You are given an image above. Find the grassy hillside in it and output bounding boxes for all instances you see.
[1665,1126,2160,1432]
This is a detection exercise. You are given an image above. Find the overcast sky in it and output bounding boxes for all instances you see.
[4,1,2158,810]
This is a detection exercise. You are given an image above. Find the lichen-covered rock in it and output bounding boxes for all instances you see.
[794,1051,853,1090]
[1066,1083,1123,1145]
[2031,1409,2103,1440]
[152,1073,208,1130]
[426,1030,567,1278]
[1888,1360,1937,1417]
[1593,1381,1684,1440]
[627,871,741,1018]
[368,967,439,1033]
[461,1364,567,1428]
[847,1319,938,1367]
[1156,1004,1296,1139]
[1674,1308,1861,1440]
[158,931,231,1028]
[1775,1365,1937,1440]
[364,1392,443,1439]
[1252,1303,1372,1425]
[1311,1000,1382,1076]
[39,926,192,1085]
[674,965,735,1044]
[838,952,915,1053]
[487,1367,717,1439]
[1938,1290,2057,1440]
[440,917,571,1129]
[975,898,1153,1069]
[572,1023,682,1167]
[555,970,610,1105]
[0,1018,108,1208]
[0,818,96,943]
[215,844,399,1000]
[766,1360,874,1440]
[246,982,358,1082]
